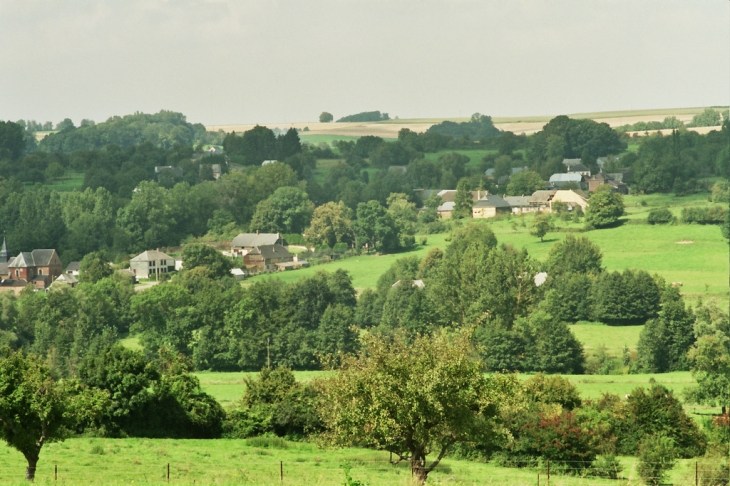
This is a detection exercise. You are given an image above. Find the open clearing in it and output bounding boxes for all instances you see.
[208,106,721,137]
[0,437,712,485]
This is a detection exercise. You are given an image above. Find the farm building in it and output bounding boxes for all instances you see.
[231,233,285,257]
[436,201,455,218]
[503,196,534,214]
[548,173,585,189]
[129,250,175,279]
[567,163,590,177]
[551,189,589,212]
[472,195,511,219]
[243,244,294,272]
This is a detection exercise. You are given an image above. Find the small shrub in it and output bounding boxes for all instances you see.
[90,444,105,455]
[681,206,727,225]
[647,208,674,225]
[246,436,289,449]
[419,237,427,246]
[591,455,622,479]
[637,435,677,486]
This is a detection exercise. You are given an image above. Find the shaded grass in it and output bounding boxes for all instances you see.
[25,171,85,192]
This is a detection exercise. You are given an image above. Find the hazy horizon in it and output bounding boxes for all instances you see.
[2,0,728,126]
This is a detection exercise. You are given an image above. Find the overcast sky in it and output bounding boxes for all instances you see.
[1,0,728,126]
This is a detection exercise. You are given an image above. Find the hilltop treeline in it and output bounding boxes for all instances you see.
[37,111,223,152]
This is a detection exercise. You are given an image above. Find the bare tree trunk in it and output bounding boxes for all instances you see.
[24,454,38,481]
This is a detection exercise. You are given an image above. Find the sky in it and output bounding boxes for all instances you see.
[1,0,728,126]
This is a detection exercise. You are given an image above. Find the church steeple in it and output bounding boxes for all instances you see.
[0,238,10,264]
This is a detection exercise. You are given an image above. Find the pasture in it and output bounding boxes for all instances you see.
[193,368,703,409]
[246,194,729,307]
[0,437,714,486]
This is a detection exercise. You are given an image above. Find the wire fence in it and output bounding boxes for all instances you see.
[0,459,727,485]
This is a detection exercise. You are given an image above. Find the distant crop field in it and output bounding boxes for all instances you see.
[0,436,708,485]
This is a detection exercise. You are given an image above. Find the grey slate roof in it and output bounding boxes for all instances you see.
[549,173,583,183]
[562,158,583,167]
[530,190,556,204]
[437,201,455,212]
[249,244,291,260]
[130,250,174,262]
[473,195,510,208]
[567,163,589,173]
[503,196,531,207]
[8,249,57,268]
[66,261,80,272]
[231,233,282,248]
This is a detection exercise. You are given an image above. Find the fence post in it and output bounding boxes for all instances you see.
[695,461,698,486]
[537,473,540,486]
[167,463,170,483]
[547,459,550,485]
[280,461,283,482]
[54,465,57,482]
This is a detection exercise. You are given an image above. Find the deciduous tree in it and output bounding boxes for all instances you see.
[318,329,513,483]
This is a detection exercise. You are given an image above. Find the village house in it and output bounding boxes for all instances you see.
[51,273,78,288]
[503,196,534,214]
[0,248,63,293]
[567,163,591,177]
[551,189,589,212]
[154,166,183,181]
[548,173,585,190]
[243,244,294,272]
[129,249,175,279]
[588,173,629,194]
[528,190,556,212]
[231,233,285,257]
[212,164,222,179]
[65,261,80,275]
[472,195,511,219]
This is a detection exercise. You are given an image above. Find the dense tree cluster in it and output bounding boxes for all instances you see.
[622,123,729,193]
[527,116,626,178]
[38,111,221,152]
[336,111,389,122]
[427,113,502,140]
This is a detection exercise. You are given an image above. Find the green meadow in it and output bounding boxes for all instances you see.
[247,194,729,307]
[0,437,713,486]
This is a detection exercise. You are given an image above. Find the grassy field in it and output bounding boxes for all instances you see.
[25,171,85,192]
[246,194,729,306]
[0,437,713,486]
[193,368,705,410]
[570,322,642,357]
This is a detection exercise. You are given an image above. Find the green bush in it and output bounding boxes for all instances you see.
[591,455,622,479]
[637,434,677,486]
[508,411,596,472]
[647,208,674,225]
[681,206,727,225]
[523,374,582,410]
[245,436,289,449]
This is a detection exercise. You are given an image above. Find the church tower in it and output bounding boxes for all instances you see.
[0,238,10,264]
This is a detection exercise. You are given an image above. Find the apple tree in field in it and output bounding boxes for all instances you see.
[0,349,108,480]
[318,329,516,483]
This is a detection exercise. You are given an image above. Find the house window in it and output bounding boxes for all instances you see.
[38,269,42,275]
[15,270,19,277]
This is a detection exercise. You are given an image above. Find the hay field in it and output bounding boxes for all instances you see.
[208,106,722,137]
